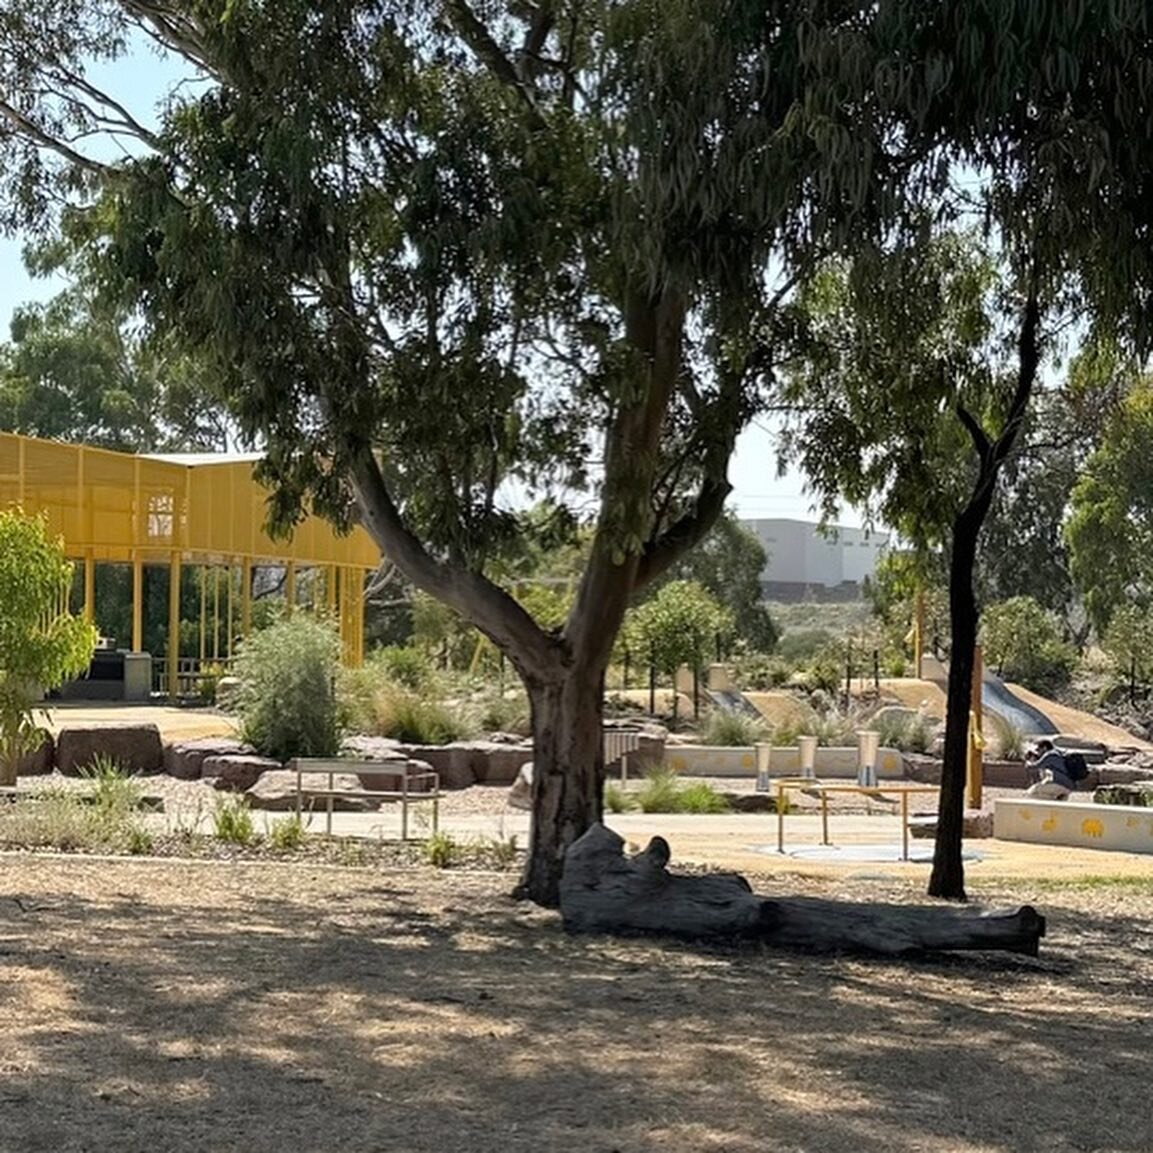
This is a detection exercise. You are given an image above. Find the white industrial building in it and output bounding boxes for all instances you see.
[741,518,890,601]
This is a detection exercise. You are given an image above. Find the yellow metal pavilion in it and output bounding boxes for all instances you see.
[0,431,377,696]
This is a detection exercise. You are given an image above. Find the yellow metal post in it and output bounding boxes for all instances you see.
[168,553,182,699]
[967,644,984,810]
[83,552,96,624]
[226,563,235,658]
[198,566,207,665]
[213,565,221,661]
[132,556,144,651]
[285,561,297,608]
[914,587,925,679]
[241,559,252,637]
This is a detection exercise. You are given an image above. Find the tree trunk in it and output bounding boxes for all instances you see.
[929,505,983,900]
[517,668,607,907]
[562,825,1046,956]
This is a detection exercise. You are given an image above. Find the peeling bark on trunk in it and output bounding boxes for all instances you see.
[517,670,607,907]
[562,824,1046,956]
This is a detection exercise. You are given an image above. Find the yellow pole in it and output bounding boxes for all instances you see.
[285,561,297,609]
[84,552,96,625]
[132,556,144,651]
[168,553,182,699]
[213,566,221,661]
[198,566,207,665]
[226,564,235,659]
[967,643,984,810]
[241,559,252,637]
[914,587,925,679]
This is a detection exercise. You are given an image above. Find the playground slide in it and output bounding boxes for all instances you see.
[981,676,1059,736]
[705,689,764,719]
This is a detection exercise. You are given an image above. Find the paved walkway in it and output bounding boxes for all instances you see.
[165,801,1153,884]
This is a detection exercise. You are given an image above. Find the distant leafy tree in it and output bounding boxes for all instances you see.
[652,513,776,653]
[1102,604,1153,693]
[980,596,1075,695]
[625,580,733,687]
[1067,380,1153,635]
[0,510,97,785]
[0,285,231,452]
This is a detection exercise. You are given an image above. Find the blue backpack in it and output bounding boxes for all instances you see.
[1064,752,1089,783]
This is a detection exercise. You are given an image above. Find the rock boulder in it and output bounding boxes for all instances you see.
[202,754,281,792]
[163,737,251,780]
[56,724,164,776]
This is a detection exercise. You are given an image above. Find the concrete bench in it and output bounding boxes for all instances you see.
[994,797,1153,854]
[288,758,440,840]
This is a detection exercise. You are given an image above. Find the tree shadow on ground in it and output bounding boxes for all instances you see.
[0,859,1150,1153]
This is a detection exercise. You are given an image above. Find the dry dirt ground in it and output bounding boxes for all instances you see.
[2,856,1151,1153]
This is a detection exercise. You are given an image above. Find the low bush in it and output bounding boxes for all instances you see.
[634,766,731,814]
[268,814,307,850]
[213,796,256,845]
[234,613,343,761]
[603,782,635,813]
[699,709,770,747]
[675,781,732,814]
[423,830,459,867]
[371,684,475,744]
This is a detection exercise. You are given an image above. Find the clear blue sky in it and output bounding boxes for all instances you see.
[0,43,852,528]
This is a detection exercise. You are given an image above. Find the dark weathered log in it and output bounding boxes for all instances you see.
[560,824,1046,957]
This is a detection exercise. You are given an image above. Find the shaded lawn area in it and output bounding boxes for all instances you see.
[1,855,1151,1153]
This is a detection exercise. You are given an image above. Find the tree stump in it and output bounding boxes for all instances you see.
[560,824,1046,957]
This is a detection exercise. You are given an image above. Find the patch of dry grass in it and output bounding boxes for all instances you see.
[0,856,1150,1153]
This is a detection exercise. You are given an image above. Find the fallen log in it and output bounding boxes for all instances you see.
[559,823,1045,957]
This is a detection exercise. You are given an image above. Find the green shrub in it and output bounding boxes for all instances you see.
[981,597,1077,694]
[635,767,683,813]
[372,683,475,744]
[234,613,343,761]
[126,825,154,855]
[268,814,307,850]
[988,713,1025,760]
[213,795,256,845]
[675,781,732,814]
[423,830,458,868]
[633,766,730,813]
[699,709,770,747]
[604,782,635,813]
[372,645,435,690]
[0,784,149,853]
[474,691,532,736]
[776,628,833,664]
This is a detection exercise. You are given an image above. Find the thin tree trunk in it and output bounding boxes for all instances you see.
[929,285,1041,900]
[929,506,982,900]
[518,668,607,907]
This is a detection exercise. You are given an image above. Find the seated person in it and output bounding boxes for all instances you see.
[1025,738,1074,799]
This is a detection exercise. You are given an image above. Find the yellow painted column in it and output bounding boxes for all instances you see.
[213,566,221,662]
[132,556,144,651]
[285,561,297,608]
[226,564,235,659]
[241,559,252,637]
[914,587,925,679]
[168,553,182,699]
[84,552,96,624]
[327,565,338,616]
[967,644,984,810]
[198,566,207,665]
[17,435,26,506]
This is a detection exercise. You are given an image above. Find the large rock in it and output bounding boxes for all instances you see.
[15,731,54,776]
[340,735,410,760]
[245,769,380,812]
[56,724,163,776]
[202,754,281,792]
[163,737,251,780]
[1095,762,1153,786]
[356,758,438,793]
